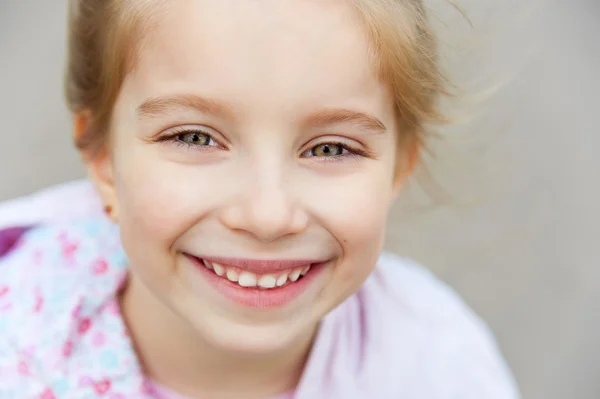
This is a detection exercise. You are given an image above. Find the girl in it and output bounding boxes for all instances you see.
[0,0,519,398]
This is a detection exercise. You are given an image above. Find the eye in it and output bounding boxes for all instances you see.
[176,131,218,147]
[307,143,348,157]
[301,140,372,162]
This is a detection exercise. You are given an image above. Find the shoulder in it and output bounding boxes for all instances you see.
[358,252,520,398]
[0,216,125,291]
[0,217,127,328]
[0,180,102,230]
[0,218,129,395]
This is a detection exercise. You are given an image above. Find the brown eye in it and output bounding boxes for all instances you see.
[311,143,345,157]
[177,132,213,146]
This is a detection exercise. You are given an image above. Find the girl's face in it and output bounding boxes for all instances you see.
[94,0,405,354]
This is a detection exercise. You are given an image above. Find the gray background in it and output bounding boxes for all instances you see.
[0,1,598,398]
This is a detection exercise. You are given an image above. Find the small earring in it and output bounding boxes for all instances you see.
[103,205,112,216]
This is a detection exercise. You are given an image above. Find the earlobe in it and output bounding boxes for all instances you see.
[87,152,119,222]
[74,111,119,222]
[73,112,90,141]
[392,142,419,198]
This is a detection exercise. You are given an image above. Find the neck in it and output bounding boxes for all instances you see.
[119,274,316,399]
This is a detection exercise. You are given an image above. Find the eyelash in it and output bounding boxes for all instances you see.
[302,142,371,162]
[157,127,223,150]
[157,128,372,161]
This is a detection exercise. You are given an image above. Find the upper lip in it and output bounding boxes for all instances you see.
[192,255,326,273]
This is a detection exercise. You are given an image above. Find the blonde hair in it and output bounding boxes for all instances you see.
[65,0,447,159]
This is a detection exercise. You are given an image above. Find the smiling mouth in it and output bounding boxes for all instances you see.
[185,254,326,307]
[200,259,311,290]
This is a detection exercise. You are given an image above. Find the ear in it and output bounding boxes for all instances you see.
[74,112,119,221]
[391,140,419,199]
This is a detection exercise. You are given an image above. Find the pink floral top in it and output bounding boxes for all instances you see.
[0,219,148,398]
[0,181,520,399]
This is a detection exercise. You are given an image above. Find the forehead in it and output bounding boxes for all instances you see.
[124,0,391,117]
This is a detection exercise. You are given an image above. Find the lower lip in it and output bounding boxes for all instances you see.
[186,255,326,308]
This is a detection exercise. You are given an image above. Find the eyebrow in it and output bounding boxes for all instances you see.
[137,94,387,134]
[137,94,235,119]
[302,108,387,134]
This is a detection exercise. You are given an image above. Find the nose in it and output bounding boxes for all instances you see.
[219,169,308,242]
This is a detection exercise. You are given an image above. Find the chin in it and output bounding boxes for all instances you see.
[186,309,316,357]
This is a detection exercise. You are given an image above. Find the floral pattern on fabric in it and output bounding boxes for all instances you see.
[0,218,151,398]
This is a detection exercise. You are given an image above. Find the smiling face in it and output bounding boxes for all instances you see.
[89,0,408,354]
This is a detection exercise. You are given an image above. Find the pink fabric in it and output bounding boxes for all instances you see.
[0,180,102,230]
[0,181,520,398]
[145,380,293,399]
[0,226,31,257]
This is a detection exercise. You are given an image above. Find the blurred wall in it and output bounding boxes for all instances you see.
[0,1,598,398]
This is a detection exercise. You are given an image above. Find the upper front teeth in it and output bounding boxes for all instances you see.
[202,260,311,289]
[226,269,239,282]
[238,271,257,287]
[213,263,225,276]
[276,274,288,287]
[289,269,301,282]
[258,274,277,288]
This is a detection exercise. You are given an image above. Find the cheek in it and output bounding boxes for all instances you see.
[304,168,394,278]
[308,165,394,239]
[110,140,224,275]
[117,161,192,244]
